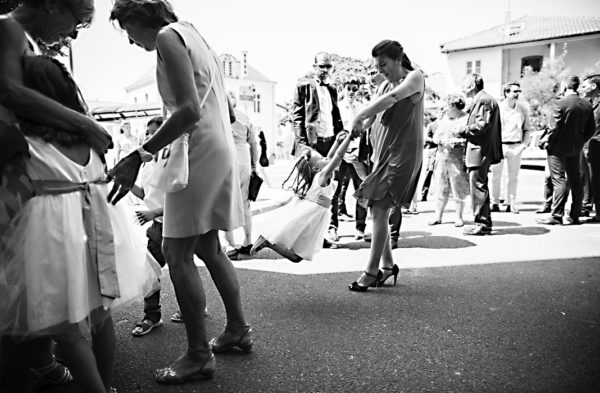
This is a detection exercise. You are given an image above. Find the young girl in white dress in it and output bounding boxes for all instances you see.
[251,131,354,261]
[0,56,157,393]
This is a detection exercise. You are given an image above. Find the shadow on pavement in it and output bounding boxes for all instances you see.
[493,226,550,236]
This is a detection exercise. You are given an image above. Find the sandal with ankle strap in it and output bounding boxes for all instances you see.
[349,271,382,292]
[210,326,253,353]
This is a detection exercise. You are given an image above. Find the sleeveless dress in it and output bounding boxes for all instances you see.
[262,172,336,260]
[354,78,424,208]
[0,137,158,336]
[156,21,244,237]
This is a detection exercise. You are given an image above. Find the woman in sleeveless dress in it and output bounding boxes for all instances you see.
[108,0,250,384]
[0,1,112,389]
[348,40,425,291]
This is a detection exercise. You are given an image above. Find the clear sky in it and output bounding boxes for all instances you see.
[71,0,600,104]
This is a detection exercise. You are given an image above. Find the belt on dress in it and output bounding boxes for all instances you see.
[31,178,120,299]
[317,136,334,143]
[305,194,331,209]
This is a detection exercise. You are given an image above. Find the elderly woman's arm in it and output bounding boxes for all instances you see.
[350,70,424,133]
[0,18,112,154]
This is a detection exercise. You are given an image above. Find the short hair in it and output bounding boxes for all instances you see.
[445,93,466,110]
[313,52,332,64]
[563,75,580,91]
[464,73,484,91]
[371,40,414,71]
[147,116,163,127]
[503,81,520,97]
[583,74,600,89]
[110,0,178,29]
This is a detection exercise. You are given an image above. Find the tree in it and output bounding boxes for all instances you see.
[520,47,570,132]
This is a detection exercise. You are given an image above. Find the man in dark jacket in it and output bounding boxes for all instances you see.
[292,52,344,243]
[537,75,595,225]
[292,52,344,157]
[455,74,503,235]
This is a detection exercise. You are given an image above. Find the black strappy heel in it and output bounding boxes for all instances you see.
[349,271,382,292]
[377,264,399,287]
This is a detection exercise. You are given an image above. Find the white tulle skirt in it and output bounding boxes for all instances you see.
[263,198,330,261]
[0,190,159,338]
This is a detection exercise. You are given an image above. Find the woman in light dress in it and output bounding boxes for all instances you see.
[428,94,470,227]
[108,0,251,385]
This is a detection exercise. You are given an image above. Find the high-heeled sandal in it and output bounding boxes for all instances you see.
[210,326,253,353]
[30,357,74,385]
[349,271,382,292]
[155,352,215,384]
[377,264,399,287]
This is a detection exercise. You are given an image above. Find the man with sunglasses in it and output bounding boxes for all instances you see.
[490,82,531,213]
[292,51,344,242]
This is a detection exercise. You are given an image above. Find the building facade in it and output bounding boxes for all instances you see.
[124,51,277,157]
[440,16,600,97]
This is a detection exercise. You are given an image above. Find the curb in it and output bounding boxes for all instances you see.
[250,192,292,216]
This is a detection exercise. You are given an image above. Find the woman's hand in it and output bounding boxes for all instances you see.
[106,152,142,205]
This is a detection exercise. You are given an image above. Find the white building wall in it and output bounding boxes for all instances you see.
[445,47,505,98]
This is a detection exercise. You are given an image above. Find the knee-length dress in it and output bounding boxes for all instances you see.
[262,172,335,261]
[431,115,470,200]
[156,21,244,238]
[0,137,157,336]
[354,80,424,208]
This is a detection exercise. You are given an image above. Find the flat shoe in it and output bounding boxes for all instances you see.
[428,220,442,226]
[454,219,464,227]
[210,326,253,353]
[132,318,163,336]
[155,353,215,384]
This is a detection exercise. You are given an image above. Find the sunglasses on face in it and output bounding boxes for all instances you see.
[347,86,359,92]
[316,64,333,69]
[511,89,522,94]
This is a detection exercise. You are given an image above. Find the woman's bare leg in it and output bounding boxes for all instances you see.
[356,204,390,286]
[162,236,211,367]
[195,230,248,331]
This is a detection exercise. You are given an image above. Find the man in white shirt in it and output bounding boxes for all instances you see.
[490,82,531,213]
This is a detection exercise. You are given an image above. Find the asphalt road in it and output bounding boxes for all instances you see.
[34,162,600,393]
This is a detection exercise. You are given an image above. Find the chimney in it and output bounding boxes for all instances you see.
[242,50,248,78]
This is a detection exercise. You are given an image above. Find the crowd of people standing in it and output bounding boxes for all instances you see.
[0,0,598,391]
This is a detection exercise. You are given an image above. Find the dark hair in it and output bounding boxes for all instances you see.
[19,56,88,146]
[464,73,484,91]
[503,81,520,97]
[147,116,163,127]
[20,0,94,26]
[371,40,414,71]
[110,0,178,29]
[583,74,600,89]
[564,75,580,91]
[282,153,315,198]
[445,93,466,110]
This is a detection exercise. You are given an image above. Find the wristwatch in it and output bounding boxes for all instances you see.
[136,146,154,163]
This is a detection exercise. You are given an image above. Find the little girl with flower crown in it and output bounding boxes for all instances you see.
[251,131,354,261]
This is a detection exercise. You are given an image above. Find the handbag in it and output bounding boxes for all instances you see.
[150,55,214,193]
[248,171,263,201]
[151,133,190,193]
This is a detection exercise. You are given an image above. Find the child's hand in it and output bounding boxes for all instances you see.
[336,131,349,142]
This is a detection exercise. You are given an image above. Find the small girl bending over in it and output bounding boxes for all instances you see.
[251,131,354,261]
[0,56,157,393]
